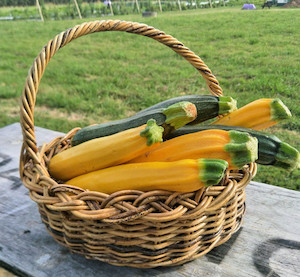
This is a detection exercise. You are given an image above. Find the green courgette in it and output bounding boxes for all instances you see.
[71,101,197,146]
[136,95,237,125]
[167,125,300,171]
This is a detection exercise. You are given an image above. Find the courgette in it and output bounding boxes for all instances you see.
[211,98,292,130]
[136,95,237,125]
[66,159,229,193]
[168,125,300,171]
[129,129,258,169]
[49,119,164,181]
[71,101,197,146]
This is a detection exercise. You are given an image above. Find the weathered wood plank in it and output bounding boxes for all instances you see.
[0,123,299,277]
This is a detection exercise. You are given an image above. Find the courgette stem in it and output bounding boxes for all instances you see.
[225,131,258,169]
[270,98,292,121]
[199,159,229,187]
[140,119,164,146]
[216,96,237,119]
[274,142,300,171]
[163,101,197,129]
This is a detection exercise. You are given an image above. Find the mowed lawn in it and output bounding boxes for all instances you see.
[0,7,299,190]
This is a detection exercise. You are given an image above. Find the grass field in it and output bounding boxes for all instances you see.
[0,7,299,190]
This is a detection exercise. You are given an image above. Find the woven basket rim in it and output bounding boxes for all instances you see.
[21,127,257,222]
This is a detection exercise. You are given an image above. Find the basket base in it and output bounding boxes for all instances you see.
[40,201,246,268]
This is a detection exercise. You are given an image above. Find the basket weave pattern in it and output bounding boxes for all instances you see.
[20,20,257,267]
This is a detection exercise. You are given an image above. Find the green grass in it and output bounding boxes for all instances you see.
[0,7,299,190]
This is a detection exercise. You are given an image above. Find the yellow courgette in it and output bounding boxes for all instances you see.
[211,98,291,130]
[129,129,258,169]
[49,119,164,181]
[66,159,229,193]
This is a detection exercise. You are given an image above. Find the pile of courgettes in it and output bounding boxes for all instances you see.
[48,95,299,194]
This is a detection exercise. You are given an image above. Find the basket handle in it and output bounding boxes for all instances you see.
[20,19,223,159]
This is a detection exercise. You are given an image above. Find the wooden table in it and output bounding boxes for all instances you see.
[0,123,299,277]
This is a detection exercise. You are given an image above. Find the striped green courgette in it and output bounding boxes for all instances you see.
[136,95,237,125]
[167,125,300,171]
[71,101,197,146]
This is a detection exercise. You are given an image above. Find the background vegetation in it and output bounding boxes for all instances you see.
[0,8,299,190]
[1,0,229,8]
[0,0,266,20]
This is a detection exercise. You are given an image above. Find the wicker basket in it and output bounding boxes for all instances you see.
[19,20,257,268]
